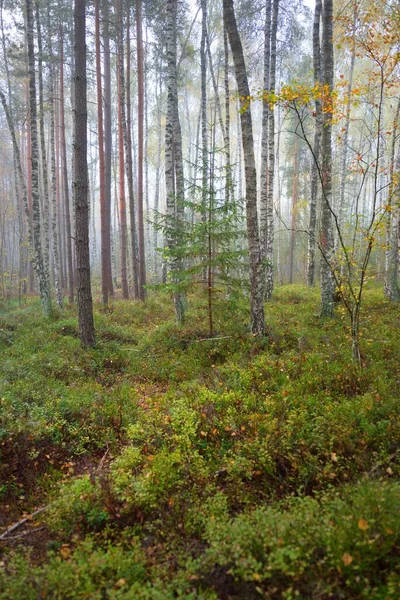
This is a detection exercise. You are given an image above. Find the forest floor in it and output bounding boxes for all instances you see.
[0,285,399,599]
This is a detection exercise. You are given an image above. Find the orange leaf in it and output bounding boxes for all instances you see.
[358,518,369,531]
[342,552,353,566]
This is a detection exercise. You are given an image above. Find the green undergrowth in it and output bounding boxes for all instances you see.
[0,286,399,598]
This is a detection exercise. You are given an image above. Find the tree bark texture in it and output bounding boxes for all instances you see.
[47,0,62,308]
[25,0,52,316]
[95,0,108,305]
[320,0,335,317]
[165,0,185,324]
[73,0,95,346]
[102,0,114,297]
[136,0,146,299]
[60,25,75,304]
[307,0,322,287]
[223,0,265,335]
[260,0,271,266]
[265,0,279,300]
[116,0,129,299]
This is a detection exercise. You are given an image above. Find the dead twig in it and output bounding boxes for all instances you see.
[0,506,48,540]
[0,527,45,542]
[364,450,399,479]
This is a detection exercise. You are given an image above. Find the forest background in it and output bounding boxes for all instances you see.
[0,0,399,598]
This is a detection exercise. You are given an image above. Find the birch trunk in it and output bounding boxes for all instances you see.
[60,25,74,304]
[289,137,299,284]
[25,0,52,316]
[35,1,50,280]
[260,0,271,265]
[307,0,322,287]
[320,0,335,317]
[265,0,279,300]
[165,0,185,324]
[223,26,232,207]
[337,4,357,242]
[201,0,208,263]
[47,0,62,308]
[223,0,265,335]
[385,104,400,302]
[153,64,162,279]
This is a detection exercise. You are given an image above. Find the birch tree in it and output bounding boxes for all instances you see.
[319,0,335,317]
[307,0,321,287]
[165,0,185,324]
[25,0,52,316]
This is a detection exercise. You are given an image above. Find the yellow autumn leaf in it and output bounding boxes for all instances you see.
[358,518,369,531]
[60,545,71,559]
[342,552,353,566]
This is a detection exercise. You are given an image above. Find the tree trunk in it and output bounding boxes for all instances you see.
[116,0,129,299]
[165,0,185,324]
[307,0,322,287]
[102,0,114,298]
[35,1,50,281]
[289,138,300,284]
[125,1,139,298]
[223,0,265,335]
[47,0,62,308]
[337,3,357,245]
[386,131,400,302]
[95,0,108,305]
[25,0,52,316]
[320,0,335,317]
[73,0,95,347]
[136,0,146,299]
[153,62,162,279]
[260,0,271,268]
[265,0,279,300]
[60,25,74,304]
[223,25,232,208]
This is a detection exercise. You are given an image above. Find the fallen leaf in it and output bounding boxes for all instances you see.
[60,545,71,559]
[342,553,353,566]
[358,519,369,531]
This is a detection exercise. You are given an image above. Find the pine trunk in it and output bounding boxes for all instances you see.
[116,0,129,300]
[73,0,95,347]
[223,0,265,336]
[125,1,139,298]
[102,0,114,297]
[136,0,146,299]
[95,0,108,305]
